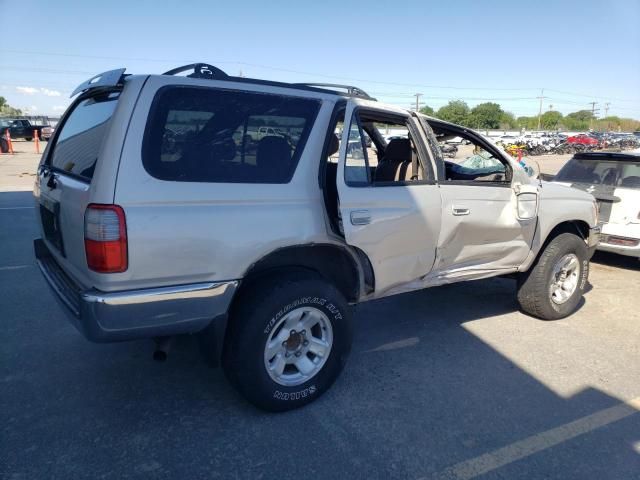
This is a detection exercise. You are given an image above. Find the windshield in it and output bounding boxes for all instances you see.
[555,158,640,189]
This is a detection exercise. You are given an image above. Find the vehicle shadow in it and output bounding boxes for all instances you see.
[4,188,638,479]
[591,250,640,271]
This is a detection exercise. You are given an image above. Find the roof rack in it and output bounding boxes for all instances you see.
[292,83,376,100]
[161,64,376,100]
[163,63,229,79]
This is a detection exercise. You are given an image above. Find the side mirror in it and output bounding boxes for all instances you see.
[517,193,538,219]
[515,184,539,220]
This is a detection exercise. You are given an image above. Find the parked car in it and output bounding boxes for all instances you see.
[0,118,51,142]
[567,134,599,146]
[34,64,600,411]
[553,152,640,258]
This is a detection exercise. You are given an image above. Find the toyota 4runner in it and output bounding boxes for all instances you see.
[34,64,600,411]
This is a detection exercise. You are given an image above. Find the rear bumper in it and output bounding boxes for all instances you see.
[597,235,640,258]
[34,239,238,342]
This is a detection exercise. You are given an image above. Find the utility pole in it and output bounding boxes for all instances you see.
[536,88,547,131]
[413,93,423,112]
[604,102,610,117]
[588,101,599,129]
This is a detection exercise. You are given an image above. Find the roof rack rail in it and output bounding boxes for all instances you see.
[163,63,229,80]
[291,83,376,101]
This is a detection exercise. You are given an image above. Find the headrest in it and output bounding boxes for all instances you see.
[256,136,291,166]
[384,138,411,163]
[210,137,237,161]
[327,133,339,157]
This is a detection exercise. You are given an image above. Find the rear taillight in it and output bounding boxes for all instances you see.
[84,204,127,273]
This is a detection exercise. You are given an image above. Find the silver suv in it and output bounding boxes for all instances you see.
[34,64,600,411]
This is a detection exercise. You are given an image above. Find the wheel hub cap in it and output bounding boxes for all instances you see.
[549,253,580,305]
[264,307,333,387]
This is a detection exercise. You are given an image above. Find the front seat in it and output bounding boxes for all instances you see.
[374,138,415,182]
[256,136,292,182]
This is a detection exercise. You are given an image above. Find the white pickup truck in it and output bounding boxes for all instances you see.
[34,64,600,411]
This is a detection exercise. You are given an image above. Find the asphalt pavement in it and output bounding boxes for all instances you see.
[2,189,640,479]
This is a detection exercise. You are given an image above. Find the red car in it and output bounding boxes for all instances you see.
[567,134,599,145]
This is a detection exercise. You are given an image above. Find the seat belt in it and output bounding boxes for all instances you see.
[410,140,419,181]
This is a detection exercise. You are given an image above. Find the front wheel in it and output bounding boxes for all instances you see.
[222,273,352,411]
[517,233,589,320]
[25,137,33,141]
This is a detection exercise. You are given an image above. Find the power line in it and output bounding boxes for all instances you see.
[2,50,639,104]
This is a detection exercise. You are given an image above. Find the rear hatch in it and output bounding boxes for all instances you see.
[34,89,122,285]
[554,153,640,226]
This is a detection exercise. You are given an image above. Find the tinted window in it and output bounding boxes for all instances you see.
[556,158,640,189]
[143,86,321,183]
[48,93,118,180]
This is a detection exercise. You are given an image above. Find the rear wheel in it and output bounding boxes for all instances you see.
[25,137,33,141]
[517,233,589,320]
[222,272,352,411]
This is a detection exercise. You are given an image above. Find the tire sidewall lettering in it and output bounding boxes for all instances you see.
[579,260,588,290]
[273,385,317,401]
[263,296,339,335]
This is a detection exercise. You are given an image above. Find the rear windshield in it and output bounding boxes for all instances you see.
[142,86,321,183]
[555,158,640,189]
[48,92,119,180]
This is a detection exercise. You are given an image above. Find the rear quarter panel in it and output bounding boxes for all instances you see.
[107,77,340,292]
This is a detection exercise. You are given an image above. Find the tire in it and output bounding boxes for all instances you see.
[0,137,8,153]
[517,233,589,320]
[222,272,352,412]
[25,137,33,141]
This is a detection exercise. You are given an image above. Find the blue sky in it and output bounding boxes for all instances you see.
[1,0,639,118]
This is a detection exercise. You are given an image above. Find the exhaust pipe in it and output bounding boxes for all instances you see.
[153,336,172,362]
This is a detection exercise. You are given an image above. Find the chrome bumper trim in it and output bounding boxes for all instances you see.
[35,238,238,342]
[587,225,601,248]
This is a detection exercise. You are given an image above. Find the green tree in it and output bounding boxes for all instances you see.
[563,110,593,130]
[499,111,517,129]
[419,105,435,116]
[540,110,563,129]
[517,116,537,129]
[566,110,594,122]
[436,100,470,126]
[469,102,504,129]
[0,96,22,116]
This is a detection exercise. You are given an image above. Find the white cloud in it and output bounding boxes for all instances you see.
[41,88,61,97]
[15,86,62,97]
[16,86,38,95]
[52,105,67,112]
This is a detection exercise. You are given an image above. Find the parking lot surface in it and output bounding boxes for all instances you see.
[1,150,639,479]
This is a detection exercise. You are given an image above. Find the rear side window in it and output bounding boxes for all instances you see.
[48,92,119,180]
[142,86,321,183]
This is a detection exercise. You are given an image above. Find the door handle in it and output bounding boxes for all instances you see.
[350,210,371,225]
[452,206,470,216]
